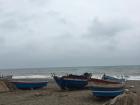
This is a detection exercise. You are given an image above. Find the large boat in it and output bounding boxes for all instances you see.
[53,75,88,90]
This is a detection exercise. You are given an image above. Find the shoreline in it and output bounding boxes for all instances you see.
[12,74,140,81]
[0,80,139,105]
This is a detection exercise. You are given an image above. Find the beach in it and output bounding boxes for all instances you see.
[0,80,140,105]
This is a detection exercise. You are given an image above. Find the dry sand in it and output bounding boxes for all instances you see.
[0,80,140,105]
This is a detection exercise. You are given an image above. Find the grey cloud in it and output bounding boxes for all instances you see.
[85,18,130,39]
[0,36,5,46]
[46,10,69,25]
[28,0,50,6]
[0,0,140,68]
[81,18,133,51]
[0,19,19,31]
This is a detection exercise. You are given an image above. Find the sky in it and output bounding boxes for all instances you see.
[0,0,140,68]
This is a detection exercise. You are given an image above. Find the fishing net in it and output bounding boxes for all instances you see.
[104,91,139,105]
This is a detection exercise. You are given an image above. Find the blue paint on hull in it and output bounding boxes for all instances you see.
[91,86,123,91]
[54,76,88,90]
[11,81,48,89]
[92,90,124,97]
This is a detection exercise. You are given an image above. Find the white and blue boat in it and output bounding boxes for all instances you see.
[91,83,124,97]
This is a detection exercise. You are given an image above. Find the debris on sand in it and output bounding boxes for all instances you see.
[0,80,9,92]
[104,90,139,105]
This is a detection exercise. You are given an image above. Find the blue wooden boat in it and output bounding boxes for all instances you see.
[102,74,125,83]
[11,81,48,89]
[91,83,124,97]
[53,76,88,90]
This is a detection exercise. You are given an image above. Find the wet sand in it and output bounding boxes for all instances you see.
[0,80,140,105]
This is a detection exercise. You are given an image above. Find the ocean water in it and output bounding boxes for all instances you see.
[0,65,140,80]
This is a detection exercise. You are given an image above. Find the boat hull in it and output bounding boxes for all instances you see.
[91,84,124,97]
[11,81,48,89]
[92,90,124,97]
[92,86,123,91]
[54,76,88,90]
[91,83,124,90]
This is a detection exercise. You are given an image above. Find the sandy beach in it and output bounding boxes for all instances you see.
[0,80,140,105]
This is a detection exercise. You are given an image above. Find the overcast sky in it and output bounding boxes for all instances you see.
[0,0,140,68]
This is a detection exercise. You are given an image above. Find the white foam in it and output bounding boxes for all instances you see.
[91,74,103,79]
[127,76,140,80]
[12,74,140,81]
[13,75,52,79]
[91,74,140,81]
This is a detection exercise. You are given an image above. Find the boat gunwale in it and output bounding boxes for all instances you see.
[63,78,88,81]
[53,76,88,81]
[10,81,48,84]
[89,78,120,84]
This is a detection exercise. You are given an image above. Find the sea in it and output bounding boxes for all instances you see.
[0,65,140,80]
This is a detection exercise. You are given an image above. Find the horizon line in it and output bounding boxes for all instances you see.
[0,64,140,70]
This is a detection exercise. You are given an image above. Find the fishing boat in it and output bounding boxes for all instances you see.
[53,76,88,90]
[11,80,48,89]
[91,83,124,97]
[102,74,125,83]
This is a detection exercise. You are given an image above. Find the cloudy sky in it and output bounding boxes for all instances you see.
[0,0,140,68]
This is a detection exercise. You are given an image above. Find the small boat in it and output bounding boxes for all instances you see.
[102,74,125,83]
[91,83,124,97]
[11,81,48,89]
[53,76,88,90]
